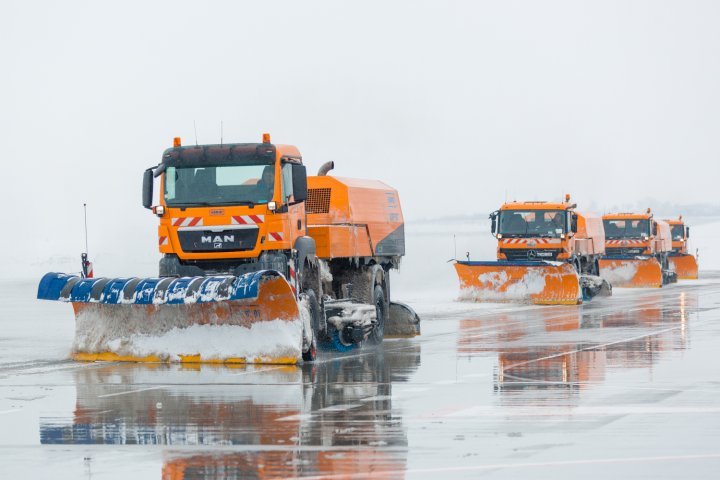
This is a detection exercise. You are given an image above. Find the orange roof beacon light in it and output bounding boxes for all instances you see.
[173,137,182,147]
[262,133,271,144]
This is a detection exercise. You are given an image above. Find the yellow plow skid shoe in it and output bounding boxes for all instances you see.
[38,271,302,365]
[598,257,663,288]
[454,261,581,305]
[668,254,699,280]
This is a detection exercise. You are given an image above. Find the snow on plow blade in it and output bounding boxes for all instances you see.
[598,257,663,288]
[37,271,302,364]
[454,261,581,305]
[668,254,699,280]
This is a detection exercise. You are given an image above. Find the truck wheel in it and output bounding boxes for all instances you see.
[368,285,386,345]
[302,290,320,362]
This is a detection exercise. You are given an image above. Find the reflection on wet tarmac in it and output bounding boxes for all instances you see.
[4,278,719,478]
[456,290,699,394]
[39,344,421,478]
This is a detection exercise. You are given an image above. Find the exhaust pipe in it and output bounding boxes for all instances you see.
[317,161,334,176]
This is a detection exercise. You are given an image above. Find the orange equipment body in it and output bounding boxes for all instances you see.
[306,176,404,260]
[599,212,676,288]
[664,217,699,279]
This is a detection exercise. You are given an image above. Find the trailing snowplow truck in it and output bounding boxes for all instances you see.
[665,216,699,279]
[37,135,420,364]
[598,210,678,288]
[454,195,611,305]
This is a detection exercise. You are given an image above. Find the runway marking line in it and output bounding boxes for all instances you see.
[97,385,168,398]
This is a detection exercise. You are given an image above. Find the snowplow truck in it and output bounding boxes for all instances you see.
[37,134,420,364]
[664,216,698,279]
[454,195,611,305]
[598,210,678,288]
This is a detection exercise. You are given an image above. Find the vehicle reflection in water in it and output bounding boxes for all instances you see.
[39,343,420,479]
[457,291,698,394]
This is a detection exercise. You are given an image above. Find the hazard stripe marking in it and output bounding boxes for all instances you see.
[172,217,204,227]
[231,215,265,225]
[269,232,284,241]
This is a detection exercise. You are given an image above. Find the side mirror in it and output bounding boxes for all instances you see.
[490,212,497,234]
[571,213,578,233]
[686,226,690,239]
[142,168,154,209]
[291,164,307,203]
[652,222,658,236]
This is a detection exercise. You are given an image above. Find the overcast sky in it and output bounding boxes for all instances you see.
[2,1,719,276]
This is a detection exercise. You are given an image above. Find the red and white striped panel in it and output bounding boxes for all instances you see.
[159,236,169,246]
[606,239,645,246]
[503,238,559,245]
[268,232,284,241]
[231,215,264,225]
[172,217,204,227]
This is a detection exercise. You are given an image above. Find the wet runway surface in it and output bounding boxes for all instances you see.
[1,277,720,478]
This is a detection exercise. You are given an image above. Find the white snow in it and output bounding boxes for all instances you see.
[598,263,639,286]
[458,268,548,303]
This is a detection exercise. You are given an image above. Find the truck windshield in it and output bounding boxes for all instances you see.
[603,219,650,239]
[499,210,566,237]
[164,164,275,206]
[671,224,685,241]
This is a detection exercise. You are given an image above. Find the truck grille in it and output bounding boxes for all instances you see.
[501,249,560,261]
[307,188,331,214]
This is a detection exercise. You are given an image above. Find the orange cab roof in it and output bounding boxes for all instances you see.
[500,201,571,211]
[603,213,652,220]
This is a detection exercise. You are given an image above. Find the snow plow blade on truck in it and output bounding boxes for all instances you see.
[668,254,698,280]
[455,261,582,305]
[597,257,663,288]
[37,270,302,364]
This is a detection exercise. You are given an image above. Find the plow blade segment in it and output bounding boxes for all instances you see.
[454,261,581,305]
[37,271,301,364]
[598,257,663,288]
[385,301,421,338]
[668,254,699,280]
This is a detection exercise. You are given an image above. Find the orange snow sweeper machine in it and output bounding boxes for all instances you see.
[664,216,699,279]
[598,210,678,288]
[454,195,611,305]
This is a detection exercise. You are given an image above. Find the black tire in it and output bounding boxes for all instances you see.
[367,285,386,345]
[302,290,321,362]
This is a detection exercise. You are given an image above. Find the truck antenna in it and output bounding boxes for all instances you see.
[193,120,199,146]
[220,120,223,146]
[83,203,89,255]
[81,203,93,278]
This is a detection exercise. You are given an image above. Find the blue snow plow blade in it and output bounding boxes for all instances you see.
[37,270,284,305]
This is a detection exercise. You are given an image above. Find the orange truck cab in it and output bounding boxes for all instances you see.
[490,195,605,275]
[602,211,672,258]
[665,217,691,255]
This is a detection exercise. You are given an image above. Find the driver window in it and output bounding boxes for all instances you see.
[281,163,294,202]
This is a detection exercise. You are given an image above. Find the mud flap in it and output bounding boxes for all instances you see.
[37,271,302,364]
[454,261,581,305]
[385,301,421,337]
[668,254,699,280]
[598,257,663,288]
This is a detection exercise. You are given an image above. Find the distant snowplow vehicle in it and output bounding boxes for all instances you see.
[664,216,699,279]
[598,210,678,288]
[454,195,611,305]
[38,135,420,364]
